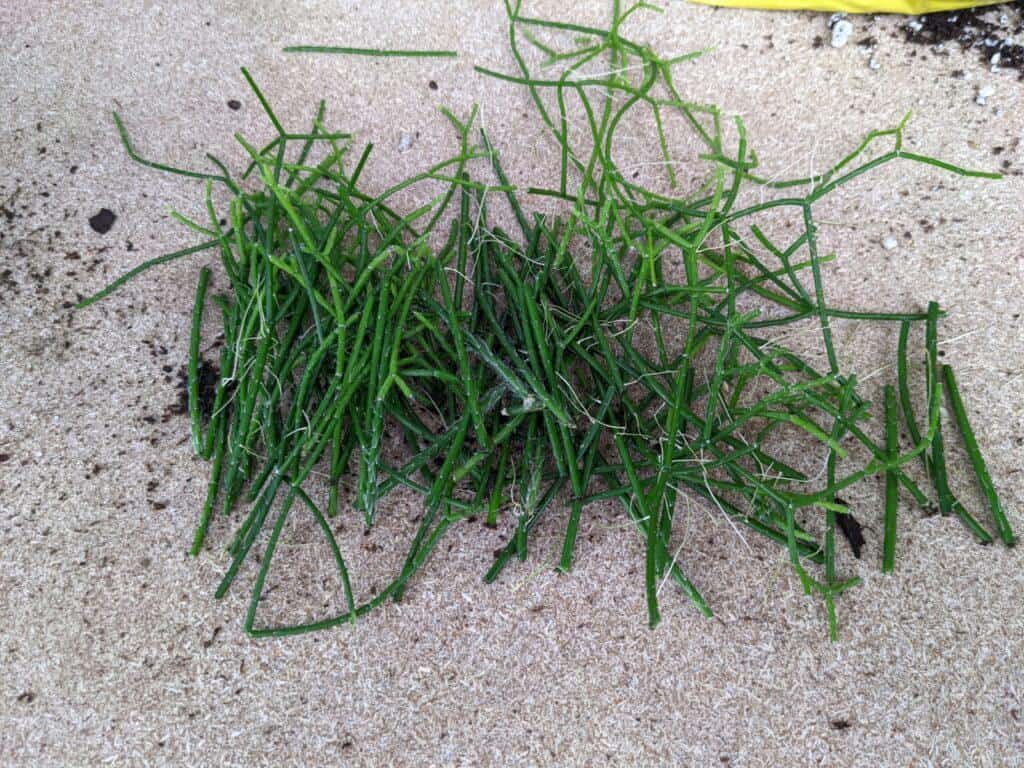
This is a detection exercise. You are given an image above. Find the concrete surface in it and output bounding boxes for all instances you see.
[1,1,1022,766]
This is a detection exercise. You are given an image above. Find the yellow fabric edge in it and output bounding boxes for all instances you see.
[688,0,1004,14]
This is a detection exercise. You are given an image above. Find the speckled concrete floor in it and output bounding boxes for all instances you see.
[1,2,1022,766]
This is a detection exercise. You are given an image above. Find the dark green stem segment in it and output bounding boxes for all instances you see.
[188,267,212,458]
[283,46,457,58]
[882,385,898,573]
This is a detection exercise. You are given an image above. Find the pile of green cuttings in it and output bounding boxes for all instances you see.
[81,3,1015,638]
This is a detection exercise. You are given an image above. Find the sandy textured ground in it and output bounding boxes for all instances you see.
[2,2,1022,766]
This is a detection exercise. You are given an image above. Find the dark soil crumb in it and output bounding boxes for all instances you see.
[1,188,19,223]
[88,208,117,234]
[834,503,866,559]
[428,80,439,90]
[203,626,222,648]
[174,358,220,422]
[901,3,1024,79]
[830,718,852,730]
[227,99,241,111]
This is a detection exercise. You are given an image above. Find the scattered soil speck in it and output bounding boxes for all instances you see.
[203,626,222,648]
[88,208,117,234]
[830,718,852,730]
[227,99,241,111]
[174,358,220,422]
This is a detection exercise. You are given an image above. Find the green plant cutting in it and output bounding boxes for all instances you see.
[79,1,1014,640]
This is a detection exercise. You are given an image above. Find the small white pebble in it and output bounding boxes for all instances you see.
[398,132,414,153]
[975,84,994,106]
[831,19,853,48]
[869,57,881,70]
[907,19,924,33]
[882,235,898,250]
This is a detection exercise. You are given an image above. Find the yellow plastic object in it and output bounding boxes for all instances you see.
[689,0,1002,13]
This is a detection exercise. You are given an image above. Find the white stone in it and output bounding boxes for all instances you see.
[882,235,898,251]
[830,19,853,48]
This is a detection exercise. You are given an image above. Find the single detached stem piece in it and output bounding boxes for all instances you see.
[942,365,1015,546]
[883,385,898,572]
